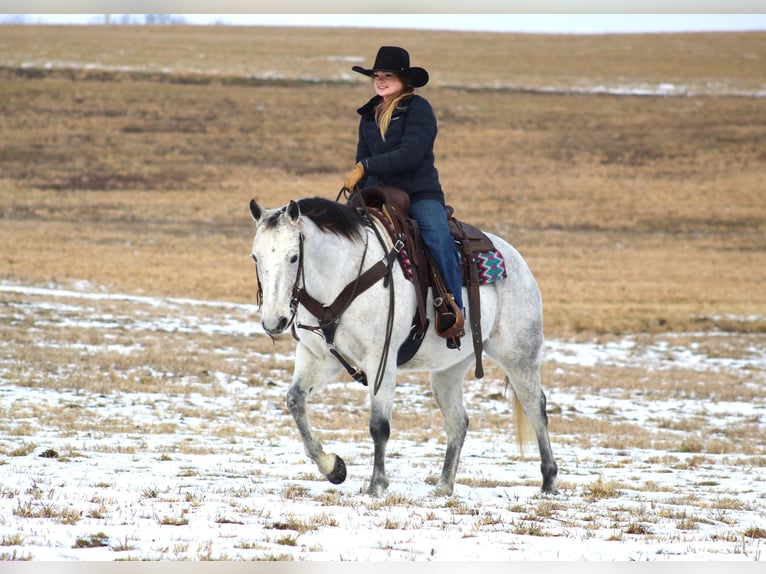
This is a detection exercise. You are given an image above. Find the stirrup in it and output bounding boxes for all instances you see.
[446,336,461,350]
[434,294,465,340]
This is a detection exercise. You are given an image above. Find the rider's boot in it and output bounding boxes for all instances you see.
[436,294,465,349]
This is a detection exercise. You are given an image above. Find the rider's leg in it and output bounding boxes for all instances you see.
[408,198,464,312]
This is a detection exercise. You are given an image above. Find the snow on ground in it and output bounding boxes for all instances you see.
[0,281,765,561]
[6,60,766,99]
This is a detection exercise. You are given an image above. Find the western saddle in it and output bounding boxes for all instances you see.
[348,185,498,378]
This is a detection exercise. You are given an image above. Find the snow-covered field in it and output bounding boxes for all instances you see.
[1,281,764,561]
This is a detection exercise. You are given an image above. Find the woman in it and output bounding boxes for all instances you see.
[343,46,464,347]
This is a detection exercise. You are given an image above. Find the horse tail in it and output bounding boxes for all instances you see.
[506,377,537,458]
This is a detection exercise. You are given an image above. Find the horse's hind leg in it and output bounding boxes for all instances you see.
[486,338,558,493]
[512,368,558,493]
[430,360,472,496]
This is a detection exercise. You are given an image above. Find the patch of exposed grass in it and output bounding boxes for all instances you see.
[624,523,651,535]
[281,484,310,500]
[274,534,298,547]
[744,526,766,539]
[512,521,550,537]
[0,549,33,561]
[444,497,480,516]
[13,501,81,524]
[7,443,37,457]
[258,552,296,561]
[73,532,109,548]
[0,534,25,546]
[584,478,623,502]
[158,514,189,526]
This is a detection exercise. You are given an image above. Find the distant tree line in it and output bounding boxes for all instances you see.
[106,14,189,25]
[0,14,190,25]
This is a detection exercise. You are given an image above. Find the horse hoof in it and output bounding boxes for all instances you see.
[364,473,390,497]
[542,481,559,495]
[431,484,453,497]
[325,455,347,484]
[365,480,389,497]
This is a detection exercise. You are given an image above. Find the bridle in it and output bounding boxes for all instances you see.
[255,214,400,395]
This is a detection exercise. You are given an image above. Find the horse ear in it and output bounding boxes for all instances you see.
[286,200,301,224]
[249,199,264,223]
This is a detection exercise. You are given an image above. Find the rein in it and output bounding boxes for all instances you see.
[290,215,399,395]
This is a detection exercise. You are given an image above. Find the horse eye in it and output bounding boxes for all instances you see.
[290,254,298,264]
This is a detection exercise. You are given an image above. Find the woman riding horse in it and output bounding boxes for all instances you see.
[343,46,465,348]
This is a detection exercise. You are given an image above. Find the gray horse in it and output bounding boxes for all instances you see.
[249,197,557,496]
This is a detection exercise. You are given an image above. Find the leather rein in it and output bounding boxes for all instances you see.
[287,213,400,395]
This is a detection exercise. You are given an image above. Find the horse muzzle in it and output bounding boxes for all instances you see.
[262,316,290,336]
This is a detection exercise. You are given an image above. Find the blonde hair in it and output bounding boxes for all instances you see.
[374,77,414,140]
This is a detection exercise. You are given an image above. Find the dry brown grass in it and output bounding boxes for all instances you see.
[2,26,764,90]
[1,26,765,337]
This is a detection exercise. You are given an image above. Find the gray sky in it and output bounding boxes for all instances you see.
[8,13,766,33]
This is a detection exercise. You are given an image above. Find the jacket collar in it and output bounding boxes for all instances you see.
[357,94,413,117]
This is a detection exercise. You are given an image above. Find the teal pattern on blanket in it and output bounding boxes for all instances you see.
[458,249,508,285]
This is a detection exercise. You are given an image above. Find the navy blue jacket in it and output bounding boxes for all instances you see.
[355,94,444,205]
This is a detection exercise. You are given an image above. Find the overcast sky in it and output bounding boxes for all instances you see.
[7,13,766,33]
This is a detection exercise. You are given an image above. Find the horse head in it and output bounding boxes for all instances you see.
[249,199,302,336]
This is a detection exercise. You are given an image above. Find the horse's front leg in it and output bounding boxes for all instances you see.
[286,345,347,485]
[366,371,396,497]
[430,361,472,496]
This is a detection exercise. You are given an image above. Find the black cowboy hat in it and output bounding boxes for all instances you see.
[352,46,429,88]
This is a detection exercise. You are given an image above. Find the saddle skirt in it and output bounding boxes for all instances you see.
[349,185,507,378]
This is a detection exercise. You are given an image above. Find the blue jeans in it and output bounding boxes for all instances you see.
[409,199,464,311]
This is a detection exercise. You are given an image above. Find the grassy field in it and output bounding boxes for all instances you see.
[0,25,765,561]
[1,25,765,336]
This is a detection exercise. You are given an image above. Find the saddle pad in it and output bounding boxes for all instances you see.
[458,249,508,285]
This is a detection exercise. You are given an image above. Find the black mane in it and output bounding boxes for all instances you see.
[265,197,365,241]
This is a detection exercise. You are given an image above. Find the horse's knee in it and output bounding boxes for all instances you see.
[369,416,390,443]
[286,384,306,416]
[445,410,469,442]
